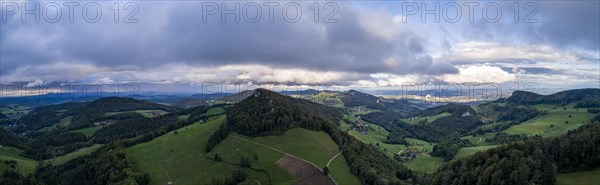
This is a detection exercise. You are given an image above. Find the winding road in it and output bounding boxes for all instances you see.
[326,151,342,167]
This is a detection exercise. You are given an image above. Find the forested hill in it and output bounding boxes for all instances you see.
[342,89,386,110]
[0,127,27,149]
[226,88,342,136]
[65,97,178,129]
[11,102,90,133]
[215,88,415,185]
[410,103,475,117]
[505,88,600,106]
[217,89,255,102]
[0,112,8,119]
[432,123,600,185]
[81,97,177,112]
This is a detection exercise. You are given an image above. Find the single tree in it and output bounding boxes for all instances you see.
[323,166,330,175]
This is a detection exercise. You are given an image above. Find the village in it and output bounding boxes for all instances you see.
[351,116,369,136]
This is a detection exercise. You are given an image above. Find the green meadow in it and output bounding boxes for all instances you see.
[453,145,500,159]
[45,144,103,166]
[0,105,31,117]
[504,105,592,137]
[0,147,38,175]
[401,112,451,124]
[70,126,102,137]
[125,116,283,185]
[403,155,445,174]
[344,120,404,156]
[312,92,344,108]
[105,109,167,118]
[203,107,225,116]
[341,119,445,174]
[461,135,493,146]
[556,168,600,185]
[212,128,361,185]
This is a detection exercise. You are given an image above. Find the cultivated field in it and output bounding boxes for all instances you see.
[277,154,335,185]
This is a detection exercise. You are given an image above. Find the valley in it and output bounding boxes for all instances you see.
[0,88,599,185]
[2,1,598,184]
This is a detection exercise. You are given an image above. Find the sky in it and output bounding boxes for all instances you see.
[0,0,599,95]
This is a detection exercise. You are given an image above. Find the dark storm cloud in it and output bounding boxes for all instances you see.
[0,1,457,79]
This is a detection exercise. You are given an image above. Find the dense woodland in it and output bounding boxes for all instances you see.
[0,112,12,125]
[496,106,541,123]
[342,90,388,110]
[431,134,473,161]
[361,110,407,125]
[34,143,146,185]
[432,123,600,185]
[0,127,27,149]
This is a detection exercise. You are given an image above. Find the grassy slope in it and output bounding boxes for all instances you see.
[177,114,189,122]
[312,92,344,108]
[70,126,101,137]
[344,120,402,156]
[504,105,592,137]
[125,116,272,185]
[232,129,338,167]
[401,112,451,124]
[38,115,73,132]
[208,133,293,185]
[341,119,445,174]
[327,154,361,185]
[556,168,600,185]
[46,144,103,166]
[401,138,444,174]
[0,147,38,175]
[203,107,225,116]
[0,105,31,116]
[461,135,493,146]
[402,155,445,174]
[453,145,500,160]
[105,109,167,118]
[212,128,361,185]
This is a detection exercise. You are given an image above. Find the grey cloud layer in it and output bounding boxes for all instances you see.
[0,1,457,78]
[0,1,597,88]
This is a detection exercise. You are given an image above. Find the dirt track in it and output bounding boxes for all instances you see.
[276,155,336,185]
